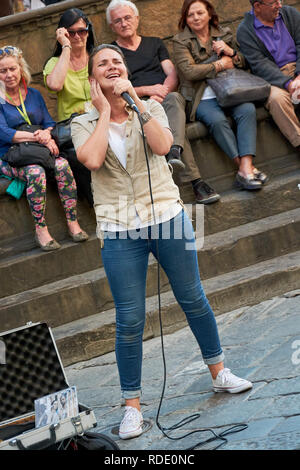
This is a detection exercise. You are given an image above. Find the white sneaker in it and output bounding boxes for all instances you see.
[212,368,253,394]
[119,406,143,440]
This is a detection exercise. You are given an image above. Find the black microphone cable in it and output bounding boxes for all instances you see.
[135,107,248,451]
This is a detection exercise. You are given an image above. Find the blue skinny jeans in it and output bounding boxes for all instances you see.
[101,210,224,399]
[196,98,257,159]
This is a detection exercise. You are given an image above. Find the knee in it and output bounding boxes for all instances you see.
[26,165,46,183]
[237,102,256,116]
[267,87,291,111]
[210,116,230,134]
[163,92,185,112]
[54,156,70,174]
[117,311,145,340]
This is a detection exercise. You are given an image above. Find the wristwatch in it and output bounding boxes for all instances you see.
[139,111,152,125]
[230,49,237,58]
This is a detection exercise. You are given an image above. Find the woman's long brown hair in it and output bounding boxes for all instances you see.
[178,0,220,31]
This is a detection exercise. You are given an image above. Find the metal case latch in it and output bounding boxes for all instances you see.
[71,415,85,436]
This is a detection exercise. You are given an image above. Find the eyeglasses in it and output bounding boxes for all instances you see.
[0,46,19,56]
[112,15,135,26]
[257,0,282,6]
[67,28,89,38]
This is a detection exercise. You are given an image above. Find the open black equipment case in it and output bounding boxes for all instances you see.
[0,322,118,450]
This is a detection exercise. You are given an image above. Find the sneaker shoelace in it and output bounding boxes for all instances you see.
[199,181,215,195]
[120,406,142,428]
[218,368,237,385]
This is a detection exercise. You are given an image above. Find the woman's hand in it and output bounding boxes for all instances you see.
[46,138,59,156]
[90,79,111,115]
[212,40,234,58]
[56,27,71,48]
[33,128,52,146]
[217,55,234,72]
[111,78,139,102]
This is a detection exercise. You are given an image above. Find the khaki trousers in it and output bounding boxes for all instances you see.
[265,62,300,147]
[162,92,201,182]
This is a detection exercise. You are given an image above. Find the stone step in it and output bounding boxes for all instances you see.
[0,169,299,258]
[0,208,299,331]
[0,234,102,298]
[53,249,300,366]
[0,171,299,298]
[182,169,300,235]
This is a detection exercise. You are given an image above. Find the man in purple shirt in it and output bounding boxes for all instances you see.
[237,2,300,149]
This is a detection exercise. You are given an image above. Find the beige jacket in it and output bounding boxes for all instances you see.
[172,25,245,121]
[71,99,182,236]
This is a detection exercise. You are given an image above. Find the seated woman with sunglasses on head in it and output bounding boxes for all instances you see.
[43,8,96,121]
[0,46,88,251]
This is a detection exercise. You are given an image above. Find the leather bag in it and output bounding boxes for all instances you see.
[51,113,93,207]
[2,123,55,171]
[207,68,271,107]
[51,113,79,151]
[2,142,55,171]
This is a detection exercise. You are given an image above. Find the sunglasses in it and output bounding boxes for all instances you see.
[67,28,89,38]
[0,46,19,56]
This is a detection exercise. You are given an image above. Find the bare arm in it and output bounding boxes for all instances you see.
[45,28,71,92]
[76,80,111,171]
[133,59,178,102]
[12,131,59,155]
[76,78,172,169]
[12,131,38,143]
[112,79,173,155]
[161,59,178,92]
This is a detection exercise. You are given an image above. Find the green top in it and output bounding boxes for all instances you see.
[43,56,91,121]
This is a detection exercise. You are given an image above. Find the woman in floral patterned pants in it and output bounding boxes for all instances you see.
[0,45,88,251]
[0,156,77,227]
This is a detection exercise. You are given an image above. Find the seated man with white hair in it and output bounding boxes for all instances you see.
[106,0,220,205]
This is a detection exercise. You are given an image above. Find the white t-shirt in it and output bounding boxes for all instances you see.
[101,120,182,232]
[108,121,127,168]
[201,85,216,100]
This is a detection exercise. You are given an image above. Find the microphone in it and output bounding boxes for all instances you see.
[121,92,139,114]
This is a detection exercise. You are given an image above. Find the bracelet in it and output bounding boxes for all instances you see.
[218,59,224,72]
[140,111,152,125]
[62,44,72,50]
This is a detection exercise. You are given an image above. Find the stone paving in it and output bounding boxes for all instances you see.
[66,289,300,451]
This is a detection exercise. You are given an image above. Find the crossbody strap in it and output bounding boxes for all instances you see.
[5,87,32,126]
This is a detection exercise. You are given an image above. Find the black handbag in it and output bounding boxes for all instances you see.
[207,68,271,107]
[51,113,93,207]
[2,142,55,171]
[2,123,55,171]
[51,113,80,151]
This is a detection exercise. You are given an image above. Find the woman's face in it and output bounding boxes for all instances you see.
[91,48,128,91]
[186,1,211,34]
[67,18,89,49]
[0,56,22,93]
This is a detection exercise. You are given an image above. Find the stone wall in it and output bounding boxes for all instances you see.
[0,0,299,118]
